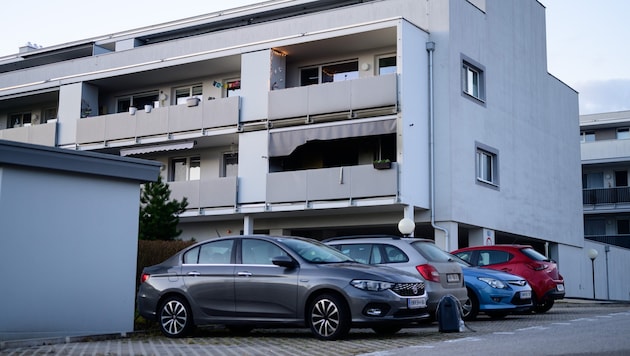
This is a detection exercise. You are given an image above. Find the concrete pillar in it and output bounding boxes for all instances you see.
[243,215,253,235]
[434,221,458,252]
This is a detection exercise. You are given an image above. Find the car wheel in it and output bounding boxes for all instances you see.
[158,296,195,338]
[372,326,402,335]
[461,289,479,321]
[534,298,554,313]
[308,294,350,340]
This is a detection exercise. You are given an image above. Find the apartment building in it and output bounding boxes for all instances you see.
[580,110,630,301]
[0,1,588,297]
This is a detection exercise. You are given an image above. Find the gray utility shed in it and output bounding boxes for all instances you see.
[0,139,160,342]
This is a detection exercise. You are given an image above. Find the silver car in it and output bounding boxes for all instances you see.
[137,235,429,340]
[325,236,468,317]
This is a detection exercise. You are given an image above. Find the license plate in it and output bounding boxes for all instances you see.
[446,273,460,283]
[408,297,427,309]
[557,284,565,292]
[520,291,531,299]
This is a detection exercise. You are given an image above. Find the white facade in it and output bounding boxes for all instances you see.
[0,0,585,297]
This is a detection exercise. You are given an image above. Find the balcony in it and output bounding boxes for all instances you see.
[267,74,397,122]
[266,163,398,204]
[581,139,630,162]
[76,96,240,146]
[586,235,630,249]
[0,121,57,146]
[169,177,238,211]
[583,187,630,205]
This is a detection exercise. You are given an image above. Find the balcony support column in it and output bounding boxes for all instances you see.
[243,215,254,235]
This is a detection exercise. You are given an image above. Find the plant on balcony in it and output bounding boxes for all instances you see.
[373,159,392,170]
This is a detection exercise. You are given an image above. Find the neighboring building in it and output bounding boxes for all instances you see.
[580,110,630,301]
[0,139,160,341]
[0,1,587,297]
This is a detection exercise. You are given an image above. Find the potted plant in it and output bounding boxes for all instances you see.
[373,159,392,170]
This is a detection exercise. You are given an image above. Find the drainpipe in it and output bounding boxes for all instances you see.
[427,41,450,249]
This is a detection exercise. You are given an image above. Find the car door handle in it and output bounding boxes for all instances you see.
[237,271,252,277]
[187,271,200,277]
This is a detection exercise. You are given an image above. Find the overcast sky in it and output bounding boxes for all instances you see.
[1,0,627,115]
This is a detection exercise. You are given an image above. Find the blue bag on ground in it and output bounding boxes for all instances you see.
[437,294,464,333]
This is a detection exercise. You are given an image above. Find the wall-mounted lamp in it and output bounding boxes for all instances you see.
[361,63,371,71]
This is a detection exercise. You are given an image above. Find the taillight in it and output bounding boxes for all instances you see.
[416,264,440,283]
[141,273,150,283]
[526,262,547,271]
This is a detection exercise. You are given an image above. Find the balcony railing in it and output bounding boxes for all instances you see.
[76,96,240,145]
[583,187,630,205]
[267,74,397,121]
[0,121,57,146]
[169,177,238,210]
[266,163,398,204]
[586,235,630,249]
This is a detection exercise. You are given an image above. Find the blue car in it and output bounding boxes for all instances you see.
[455,256,533,320]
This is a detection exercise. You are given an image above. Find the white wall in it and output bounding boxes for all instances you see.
[237,130,269,204]
[431,0,582,247]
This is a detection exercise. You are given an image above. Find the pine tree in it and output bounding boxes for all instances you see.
[139,175,188,240]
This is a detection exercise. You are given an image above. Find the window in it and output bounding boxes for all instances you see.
[462,57,485,101]
[476,143,499,186]
[617,219,630,235]
[222,152,238,177]
[43,107,58,123]
[300,60,358,86]
[477,250,511,266]
[184,239,234,264]
[116,91,159,113]
[378,55,396,75]
[241,239,287,265]
[225,79,241,97]
[581,131,596,142]
[9,112,31,128]
[175,84,203,105]
[169,156,200,182]
[615,171,628,187]
[617,128,630,140]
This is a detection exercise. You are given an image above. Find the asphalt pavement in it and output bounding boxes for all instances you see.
[1,298,628,356]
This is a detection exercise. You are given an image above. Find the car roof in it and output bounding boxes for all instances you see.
[323,235,436,244]
[453,244,533,251]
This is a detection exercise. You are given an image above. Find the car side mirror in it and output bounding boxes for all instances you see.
[272,255,297,268]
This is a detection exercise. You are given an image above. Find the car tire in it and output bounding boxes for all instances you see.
[461,289,479,321]
[372,326,402,335]
[307,294,350,340]
[534,297,554,313]
[158,296,195,338]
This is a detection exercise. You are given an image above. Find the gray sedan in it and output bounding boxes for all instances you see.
[137,235,429,340]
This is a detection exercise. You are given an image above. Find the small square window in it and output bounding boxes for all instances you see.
[461,57,485,102]
[377,55,396,75]
[476,143,499,187]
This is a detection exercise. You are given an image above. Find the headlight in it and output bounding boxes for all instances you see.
[478,277,506,289]
[351,280,394,291]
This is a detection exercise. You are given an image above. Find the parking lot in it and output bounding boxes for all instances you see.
[2,299,629,356]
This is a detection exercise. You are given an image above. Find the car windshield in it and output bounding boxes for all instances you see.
[279,238,354,263]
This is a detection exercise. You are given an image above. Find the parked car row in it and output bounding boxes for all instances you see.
[137,234,564,340]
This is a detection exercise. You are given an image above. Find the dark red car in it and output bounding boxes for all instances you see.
[451,245,564,313]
